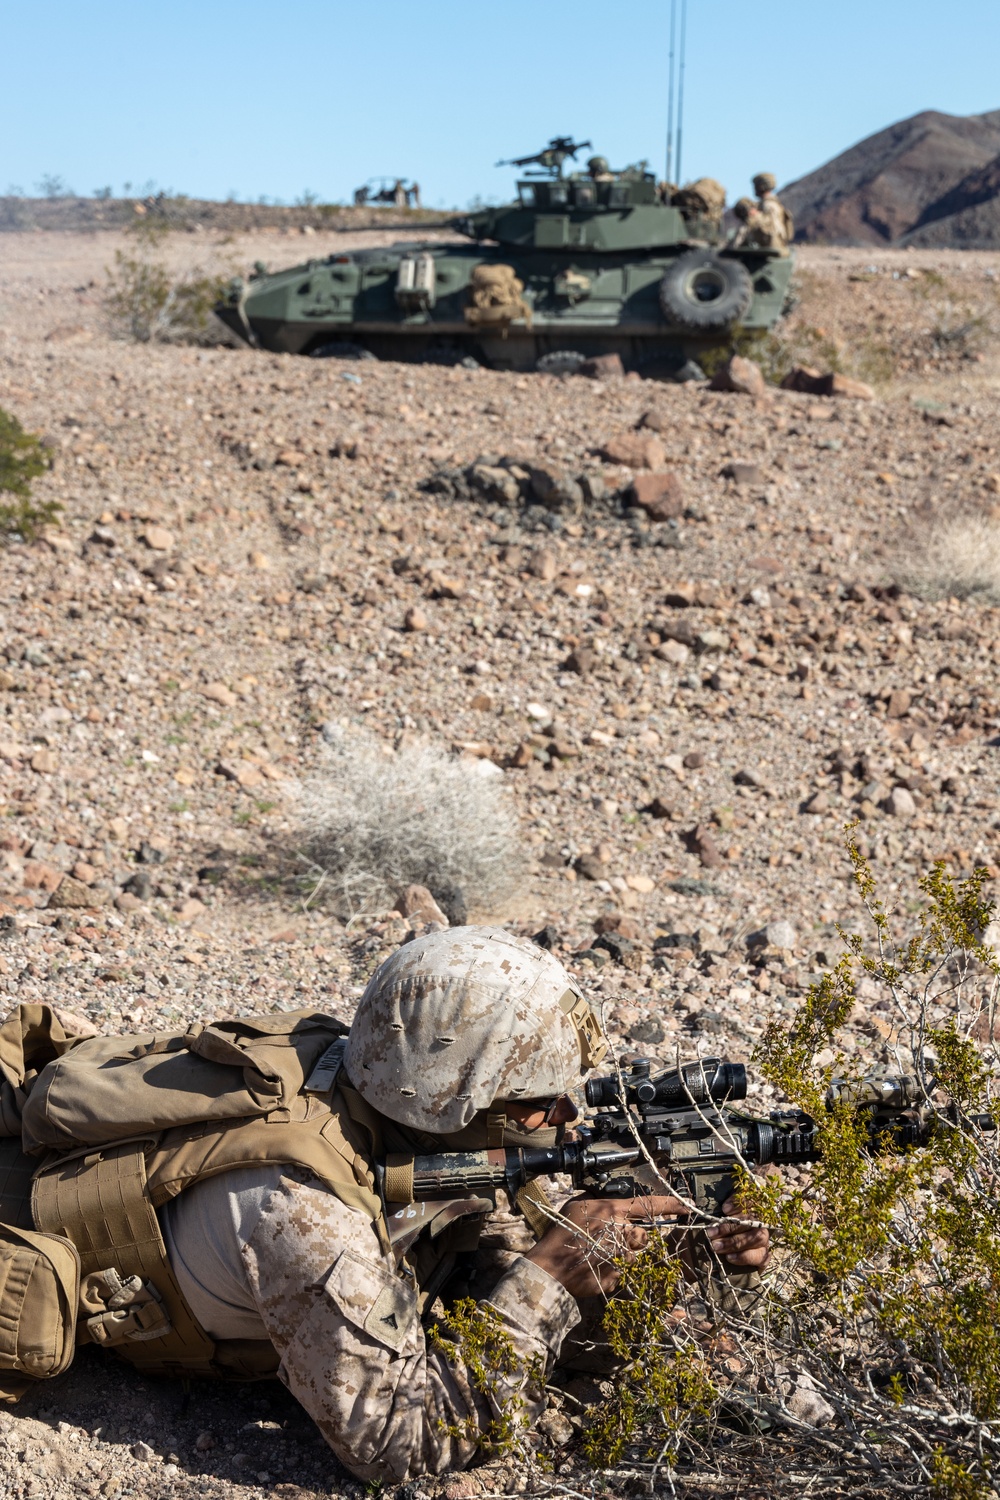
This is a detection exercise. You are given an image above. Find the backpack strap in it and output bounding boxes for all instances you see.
[32,1142,217,1376]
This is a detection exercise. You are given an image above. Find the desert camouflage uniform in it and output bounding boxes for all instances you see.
[221,928,596,1482]
[236,1173,579,1483]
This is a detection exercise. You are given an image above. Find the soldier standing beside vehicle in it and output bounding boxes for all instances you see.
[750,171,794,252]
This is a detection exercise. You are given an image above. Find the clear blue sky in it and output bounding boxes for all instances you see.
[4,0,1000,209]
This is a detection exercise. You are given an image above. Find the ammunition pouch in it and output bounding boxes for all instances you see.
[0,1221,80,1403]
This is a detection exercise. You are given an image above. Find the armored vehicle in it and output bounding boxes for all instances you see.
[217,140,793,375]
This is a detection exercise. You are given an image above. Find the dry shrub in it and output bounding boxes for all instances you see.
[103,245,234,345]
[297,727,527,917]
[896,512,1000,604]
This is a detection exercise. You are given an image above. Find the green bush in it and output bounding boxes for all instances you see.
[579,840,1000,1496]
[441,840,1000,1497]
[0,408,59,542]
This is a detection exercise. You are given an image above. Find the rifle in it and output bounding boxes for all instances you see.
[495,137,592,179]
[392,1057,995,1221]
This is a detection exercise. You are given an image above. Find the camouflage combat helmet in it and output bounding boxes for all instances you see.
[753,172,777,194]
[587,155,611,177]
[345,926,606,1132]
[734,196,757,222]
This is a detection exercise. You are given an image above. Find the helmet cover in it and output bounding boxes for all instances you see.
[345,926,606,1132]
[753,172,777,193]
[587,155,611,175]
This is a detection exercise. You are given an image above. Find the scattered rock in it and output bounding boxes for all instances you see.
[776,1368,836,1426]
[532,924,561,950]
[580,353,624,380]
[647,795,674,819]
[886,786,916,818]
[721,461,762,487]
[123,871,153,900]
[631,471,685,520]
[575,852,608,882]
[529,467,583,511]
[201,681,238,708]
[781,366,874,400]
[527,547,557,581]
[537,1407,575,1447]
[748,919,798,951]
[683,824,724,868]
[142,525,175,551]
[22,860,63,892]
[396,884,449,926]
[404,606,428,631]
[708,355,767,398]
[599,432,667,470]
[217,758,264,788]
[564,646,595,676]
[49,877,107,909]
[629,1016,666,1045]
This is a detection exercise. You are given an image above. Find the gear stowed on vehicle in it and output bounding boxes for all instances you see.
[216,138,794,375]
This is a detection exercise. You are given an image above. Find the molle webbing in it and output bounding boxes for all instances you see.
[32,1143,217,1376]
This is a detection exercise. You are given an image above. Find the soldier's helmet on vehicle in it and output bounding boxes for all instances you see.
[586,155,613,181]
[344,926,606,1134]
[752,172,777,195]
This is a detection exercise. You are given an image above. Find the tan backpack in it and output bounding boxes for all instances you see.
[0,1003,387,1397]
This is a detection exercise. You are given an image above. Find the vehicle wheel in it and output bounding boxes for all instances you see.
[659,251,753,331]
[310,341,376,361]
[536,350,587,376]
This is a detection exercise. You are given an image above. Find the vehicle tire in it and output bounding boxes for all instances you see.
[536,350,587,376]
[310,341,376,361]
[659,251,753,331]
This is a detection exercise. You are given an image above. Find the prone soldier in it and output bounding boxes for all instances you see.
[0,928,768,1482]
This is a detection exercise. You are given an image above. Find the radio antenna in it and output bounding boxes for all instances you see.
[676,0,688,186]
[666,0,677,183]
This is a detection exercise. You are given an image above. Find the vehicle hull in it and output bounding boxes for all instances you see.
[217,238,794,373]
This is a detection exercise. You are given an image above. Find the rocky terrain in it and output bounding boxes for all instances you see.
[1,225,1000,1499]
[783,107,1000,247]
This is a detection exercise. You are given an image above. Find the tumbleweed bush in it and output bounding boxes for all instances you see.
[297,727,526,916]
[896,512,1000,604]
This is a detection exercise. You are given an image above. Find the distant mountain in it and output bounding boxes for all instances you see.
[781,108,1000,246]
[903,150,1000,246]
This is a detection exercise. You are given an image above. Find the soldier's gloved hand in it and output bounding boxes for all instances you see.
[524,1193,687,1300]
[705,1194,771,1269]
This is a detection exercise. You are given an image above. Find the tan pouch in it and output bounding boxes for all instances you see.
[0,1004,97,1137]
[0,1222,80,1397]
[20,1009,348,1154]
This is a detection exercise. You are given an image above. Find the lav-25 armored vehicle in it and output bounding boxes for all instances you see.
[216,139,793,376]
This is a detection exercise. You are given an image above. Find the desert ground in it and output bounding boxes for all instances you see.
[1,223,999,1500]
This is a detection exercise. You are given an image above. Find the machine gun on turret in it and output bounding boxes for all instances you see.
[496,137,592,179]
[393,1057,995,1220]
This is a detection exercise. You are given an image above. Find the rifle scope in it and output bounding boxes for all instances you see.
[585,1058,747,1110]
